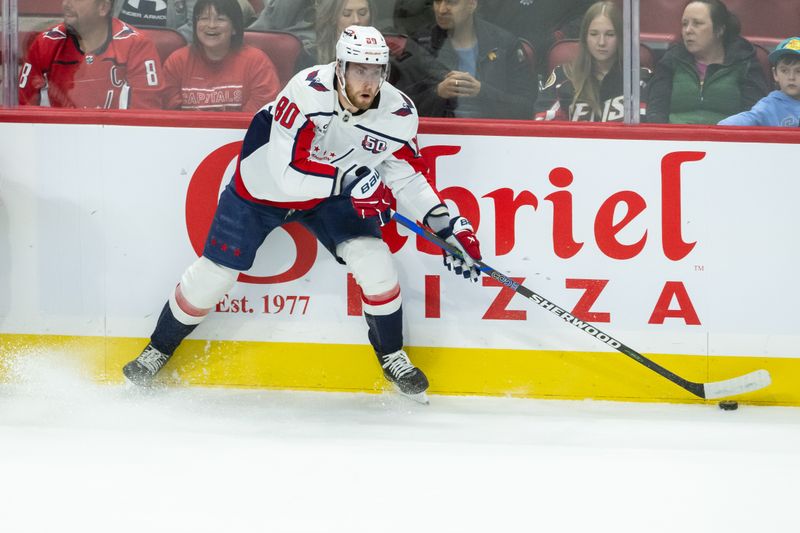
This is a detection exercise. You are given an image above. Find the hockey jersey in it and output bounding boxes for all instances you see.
[234,62,441,221]
[535,63,650,122]
[162,45,281,113]
[18,19,163,109]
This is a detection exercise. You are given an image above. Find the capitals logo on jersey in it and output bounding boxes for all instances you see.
[392,93,415,117]
[305,70,328,92]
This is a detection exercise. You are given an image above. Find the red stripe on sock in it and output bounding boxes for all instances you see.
[175,284,211,318]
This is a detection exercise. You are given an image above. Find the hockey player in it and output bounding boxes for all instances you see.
[123,25,482,403]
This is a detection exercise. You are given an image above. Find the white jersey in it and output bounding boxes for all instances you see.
[232,62,442,222]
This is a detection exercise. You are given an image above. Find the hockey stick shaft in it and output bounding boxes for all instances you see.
[392,212,771,400]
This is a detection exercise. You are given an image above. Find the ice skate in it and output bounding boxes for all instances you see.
[379,349,430,404]
[122,344,171,386]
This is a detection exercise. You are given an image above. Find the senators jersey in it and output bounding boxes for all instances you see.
[18,19,163,109]
[535,63,650,122]
[234,62,441,221]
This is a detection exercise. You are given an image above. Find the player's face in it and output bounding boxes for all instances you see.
[63,0,110,33]
[682,2,720,58]
[773,60,800,99]
[586,15,617,67]
[344,63,384,110]
[337,0,371,34]
[196,6,235,58]
[433,0,476,32]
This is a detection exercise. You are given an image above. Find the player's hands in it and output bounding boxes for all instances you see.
[346,166,393,225]
[437,71,482,99]
[436,216,482,282]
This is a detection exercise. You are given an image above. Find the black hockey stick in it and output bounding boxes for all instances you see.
[392,211,771,400]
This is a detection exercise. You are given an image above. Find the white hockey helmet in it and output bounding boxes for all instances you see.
[335,25,391,90]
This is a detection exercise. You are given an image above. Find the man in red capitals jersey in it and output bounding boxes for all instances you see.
[18,0,163,109]
[122,26,482,404]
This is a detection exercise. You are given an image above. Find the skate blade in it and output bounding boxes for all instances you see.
[393,385,429,405]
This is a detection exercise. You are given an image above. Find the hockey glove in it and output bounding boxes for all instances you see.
[436,216,482,282]
[346,166,393,225]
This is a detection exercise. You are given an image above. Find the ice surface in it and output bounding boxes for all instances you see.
[0,353,798,532]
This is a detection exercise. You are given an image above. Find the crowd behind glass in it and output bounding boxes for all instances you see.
[4,0,800,127]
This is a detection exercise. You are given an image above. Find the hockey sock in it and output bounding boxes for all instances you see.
[149,302,199,355]
[364,306,403,356]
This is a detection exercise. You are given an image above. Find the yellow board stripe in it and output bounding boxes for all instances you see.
[1,333,796,405]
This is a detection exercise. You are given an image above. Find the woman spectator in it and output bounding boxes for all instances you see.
[646,0,767,124]
[536,1,649,122]
[162,0,281,112]
[314,0,377,64]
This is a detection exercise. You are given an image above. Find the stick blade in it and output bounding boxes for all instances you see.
[702,369,771,399]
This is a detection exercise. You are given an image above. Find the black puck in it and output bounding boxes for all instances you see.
[718,400,739,411]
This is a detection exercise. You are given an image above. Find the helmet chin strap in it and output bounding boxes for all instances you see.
[336,62,358,112]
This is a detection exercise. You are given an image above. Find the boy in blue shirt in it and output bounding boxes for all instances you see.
[719,37,800,127]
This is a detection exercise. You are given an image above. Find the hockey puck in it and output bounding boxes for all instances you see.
[718,400,739,411]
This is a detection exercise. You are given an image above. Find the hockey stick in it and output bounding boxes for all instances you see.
[392,211,771,400]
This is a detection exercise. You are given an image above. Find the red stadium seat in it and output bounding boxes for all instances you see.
[134,27,188,64]
[753,43,774,90]
[384,33,408,58]
[638,0,683,46]
[243,31,302,88]
[19,0,63,16]
[725,0,800,49]
[547,39,654,73]
[518,38,538,78]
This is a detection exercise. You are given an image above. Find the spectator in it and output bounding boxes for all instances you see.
[646,0,768,124]
[19,0,163,109]
[719,37,800,127]
[314,0,377,64]
[478,0,594,76]
[535,1,650,122]
[399,0,536,119]
[162,0,281,112]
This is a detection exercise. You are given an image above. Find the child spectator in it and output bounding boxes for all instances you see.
[19,0,163,109]
[535,1,650,122]
[646,0,767,124]
[162,0,281,112]
[399,0,536,119]
[718,37,800,127]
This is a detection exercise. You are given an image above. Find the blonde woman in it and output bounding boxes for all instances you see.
[314,0,377,63]
[535,1,648,122]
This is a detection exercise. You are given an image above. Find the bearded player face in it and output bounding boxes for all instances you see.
[342,62,384,110]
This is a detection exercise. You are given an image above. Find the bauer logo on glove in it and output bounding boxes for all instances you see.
[347,166,393,225]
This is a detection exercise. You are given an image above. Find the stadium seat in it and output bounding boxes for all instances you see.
[19,0,62,16]
[243,31,303,88]
[518,38,538,79]
[384,33,408,58]
[725,0,800,49]
[638,0,683,46]
[547,39,655,73]
[753,44,774,91]
[135,27,188,64]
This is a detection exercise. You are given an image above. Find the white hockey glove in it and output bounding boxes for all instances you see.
[425,208,482,282]
[344,166,393,225]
